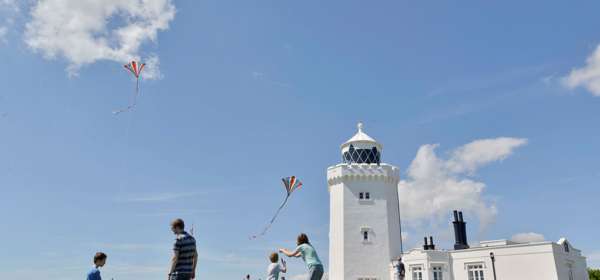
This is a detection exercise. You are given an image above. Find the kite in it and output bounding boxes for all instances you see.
[113,60,145,115]
[250,176,303,239]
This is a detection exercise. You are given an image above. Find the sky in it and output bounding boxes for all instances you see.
[1,0,600,279]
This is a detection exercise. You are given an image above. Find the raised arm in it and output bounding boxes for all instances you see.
[280,258,287,273]
[279,248,301,258]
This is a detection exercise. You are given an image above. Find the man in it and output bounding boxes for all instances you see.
[87,252,107,280]
[394,256,405,280]
[169,218,198,280]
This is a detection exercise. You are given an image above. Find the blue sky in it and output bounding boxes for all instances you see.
[1,0,600,279]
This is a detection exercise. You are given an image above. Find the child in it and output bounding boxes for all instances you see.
[279,233,323,280]
[87,252,107,280]
[267,252,287,280]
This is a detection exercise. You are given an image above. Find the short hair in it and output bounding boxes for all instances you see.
[94,252,107,263]
[171,218,185,230]
[269,252,279,263]
[297,233,309,246]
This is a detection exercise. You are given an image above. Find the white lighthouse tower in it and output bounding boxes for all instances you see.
[327,123,402,280]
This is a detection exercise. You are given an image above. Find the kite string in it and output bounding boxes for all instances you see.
[252,194,290,239]
[113,75,140,115]
[133,76,140,108]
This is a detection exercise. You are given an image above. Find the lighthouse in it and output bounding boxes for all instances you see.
[327,123,402,280]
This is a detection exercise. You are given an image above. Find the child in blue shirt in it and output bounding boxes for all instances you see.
[87,252,107,280]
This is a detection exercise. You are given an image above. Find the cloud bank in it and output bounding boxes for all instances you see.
[24,0,175,78]
[510,232,545,243]
[563,45,600,96]
[399,137,527,234]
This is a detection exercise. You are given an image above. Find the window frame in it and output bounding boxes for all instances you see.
[410,265,424,280]
[466,263,485,280]
[432,265,443,280]
[360,227,372,244]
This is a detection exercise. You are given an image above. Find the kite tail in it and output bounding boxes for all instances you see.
[113,78,140,115]
[250,195,290,239]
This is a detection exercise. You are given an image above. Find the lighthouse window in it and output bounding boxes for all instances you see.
[343,145,381,165]
[358,192,371,201]
[361,228,371,243]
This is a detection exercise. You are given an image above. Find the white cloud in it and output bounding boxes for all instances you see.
[0,26,6,43]
[399,137,527,234]
[115,191,205,202]
[562,45,600,96]
[94,242,165,251]
[510,232,545,243]
[587,251,600,268]
[24,0,175,78]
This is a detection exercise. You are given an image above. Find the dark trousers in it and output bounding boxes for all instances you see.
[169,273,192,280]
[308,265,324,280]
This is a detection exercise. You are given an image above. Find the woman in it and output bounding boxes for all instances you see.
[279,233,324,280]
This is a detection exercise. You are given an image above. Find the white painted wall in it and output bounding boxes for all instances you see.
[401,240,589,280]
[328,163,401,280]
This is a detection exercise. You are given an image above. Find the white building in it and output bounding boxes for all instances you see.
[326,123,590,280]
[327,123,402,280]
[402,236,589,280]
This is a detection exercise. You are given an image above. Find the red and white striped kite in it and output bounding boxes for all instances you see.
[114,60,146,115]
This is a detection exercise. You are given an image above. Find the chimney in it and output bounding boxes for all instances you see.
[460,212,469,248]
[453,210,470,250]
[429,236,435,250]
[423,237,429,250]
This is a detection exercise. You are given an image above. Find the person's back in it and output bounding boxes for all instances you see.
[266,253,286,280]
[174,231,197,274]
[394,258,405,280]
[87,267,101,280]
[296,243,322,268]
[87,252,107,280]
[169,219,198,280]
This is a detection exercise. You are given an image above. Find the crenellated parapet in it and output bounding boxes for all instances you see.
[327,163,400,189]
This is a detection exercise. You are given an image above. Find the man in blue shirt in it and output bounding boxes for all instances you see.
[168,218,198,280]
[87,252,107,280]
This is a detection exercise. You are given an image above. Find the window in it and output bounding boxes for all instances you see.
[433,266,443,280]
[564,242,570,252]
[411,266,423,280]
[361,228,371,243]
[359,192,371,201]
[343,144,381,164]
[467,264,485,280]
